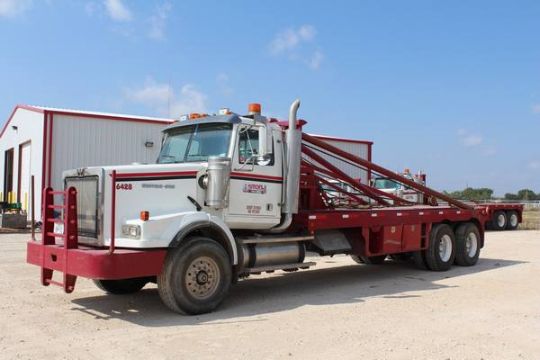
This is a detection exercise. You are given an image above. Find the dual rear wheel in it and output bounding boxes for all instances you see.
[414,222,480,271]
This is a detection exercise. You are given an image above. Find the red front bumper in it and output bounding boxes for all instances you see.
[27,241,167,281]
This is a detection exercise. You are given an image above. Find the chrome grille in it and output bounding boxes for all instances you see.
[65,176,99,238]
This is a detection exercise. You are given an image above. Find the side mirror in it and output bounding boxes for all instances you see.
[257,125,272,157]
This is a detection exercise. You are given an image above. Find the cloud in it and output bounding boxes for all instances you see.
[532,104,540,114]
[104,0,132,22]
[0,0,32,17]
[216,73,233,96]
[308,50,324,70]
[125,79,207,117]
[269,25,323,70]
[458,129,483,147]
[148,2,171,40]
[529,161,540,170]
[269,25,316,54]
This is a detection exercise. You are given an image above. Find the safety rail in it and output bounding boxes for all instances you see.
[41,187,78,293]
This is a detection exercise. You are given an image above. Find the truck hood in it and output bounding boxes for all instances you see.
[63,162,207,179]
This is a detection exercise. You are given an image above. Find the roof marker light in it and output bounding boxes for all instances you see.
[248,103,261,115]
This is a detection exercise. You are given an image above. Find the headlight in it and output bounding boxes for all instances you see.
[122,224,141,239]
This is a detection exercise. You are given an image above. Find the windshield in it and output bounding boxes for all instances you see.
[157,123,232,163]
[373,178,401,190]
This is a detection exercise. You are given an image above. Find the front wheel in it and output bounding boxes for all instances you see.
[158,237,232,315]
[93,277,149,294]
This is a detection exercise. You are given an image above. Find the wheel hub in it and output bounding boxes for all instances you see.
[438,234,452,262]
[510,214,518,227]
[196,271,209,285]
[497,214,506,227]
[185,256,220,300]
[465,232,478,258]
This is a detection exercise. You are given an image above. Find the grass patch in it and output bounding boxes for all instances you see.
[522,208,540,230]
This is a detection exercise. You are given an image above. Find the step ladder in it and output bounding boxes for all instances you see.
[40,187,78,293]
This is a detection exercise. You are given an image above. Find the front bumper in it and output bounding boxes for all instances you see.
[27,241,167,281]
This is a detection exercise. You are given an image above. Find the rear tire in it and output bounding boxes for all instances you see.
[506,211,519,230]
[491,211,507,231]
[454,222,481,266]
[93,277,149,294]
[412,251,429,270]
[157,237,232,315]
[423,224,456,271]
[361,255,387,264]
[351,255,386,264]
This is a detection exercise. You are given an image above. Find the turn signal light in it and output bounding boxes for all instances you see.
[248,103,261,114]
[140,211,150,221]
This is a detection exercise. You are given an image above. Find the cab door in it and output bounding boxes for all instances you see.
[225,126,283,229]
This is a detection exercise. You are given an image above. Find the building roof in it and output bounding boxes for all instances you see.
[0,104,174,139]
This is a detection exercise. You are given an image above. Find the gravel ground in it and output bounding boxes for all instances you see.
[1,230,539,360]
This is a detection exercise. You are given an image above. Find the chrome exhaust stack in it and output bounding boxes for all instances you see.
[270,99,301,232]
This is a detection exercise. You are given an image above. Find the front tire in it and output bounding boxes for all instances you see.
[93,277,149,294]
[158,237,232,315]
[423,224,456,271]
[454,222,481,266]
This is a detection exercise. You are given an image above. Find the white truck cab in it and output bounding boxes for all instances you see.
[63,104,301,252]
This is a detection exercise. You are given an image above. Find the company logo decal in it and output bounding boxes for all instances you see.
[243,183,267,194]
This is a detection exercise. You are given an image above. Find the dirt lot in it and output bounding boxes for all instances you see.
[1,231,539,360]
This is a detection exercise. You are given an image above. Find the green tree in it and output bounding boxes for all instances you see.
[504,193,519,200]
[517,189,538,200]
[446,187,493,201]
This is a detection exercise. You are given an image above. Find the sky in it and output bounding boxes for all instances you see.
[0,0,539,195]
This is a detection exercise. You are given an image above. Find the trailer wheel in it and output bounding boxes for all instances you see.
[390,253,412,262]
[412,251,428,270]
[506,211,519,230]
[351,255,386,264]
[93,277,149,294]
[423,224,456,271]
[454,223,481,266]
[492,211,507,231]
[157,237,232,315]
[361,255,387,264]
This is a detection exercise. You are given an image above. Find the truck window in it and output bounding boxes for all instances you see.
[238,127,274,166]
[158,123,232,163]
[373,178,400,190]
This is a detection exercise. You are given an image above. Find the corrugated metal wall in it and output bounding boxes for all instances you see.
[50,115,166,191]
[305,137,370,185]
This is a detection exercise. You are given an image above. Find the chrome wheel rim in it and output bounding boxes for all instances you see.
[497,214,506,228]
[439,234,452,262]
[465,232,478,258]
[185,256,220,300]
[509,214,518,227]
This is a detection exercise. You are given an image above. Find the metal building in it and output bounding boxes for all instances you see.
[0,105,173,221]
